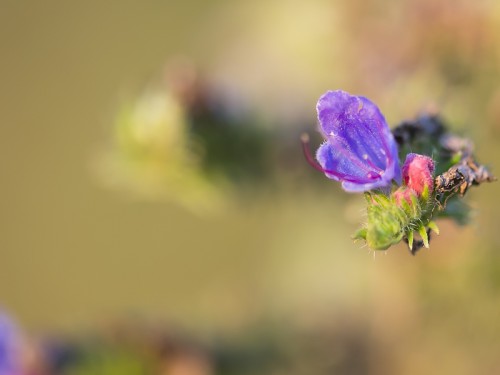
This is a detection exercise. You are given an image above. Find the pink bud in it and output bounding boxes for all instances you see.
[393,187,416,205]
[402,153,435,195]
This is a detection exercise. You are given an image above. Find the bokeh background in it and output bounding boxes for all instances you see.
[1,1,500,374]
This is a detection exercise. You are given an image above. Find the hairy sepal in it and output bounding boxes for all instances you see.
[355,188,436,251]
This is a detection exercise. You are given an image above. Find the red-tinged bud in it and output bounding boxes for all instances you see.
[402,153,435,196]
[393,187,415,205]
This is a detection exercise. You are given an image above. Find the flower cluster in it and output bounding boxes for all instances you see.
[305,90,494,254]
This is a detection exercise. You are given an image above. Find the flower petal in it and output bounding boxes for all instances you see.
[316,142,395,192]
[317,91,393,168]
[315,90,401,192]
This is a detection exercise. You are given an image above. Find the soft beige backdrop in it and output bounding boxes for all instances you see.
[1,1,500,373]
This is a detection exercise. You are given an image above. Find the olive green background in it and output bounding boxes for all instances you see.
[1,1,500,373]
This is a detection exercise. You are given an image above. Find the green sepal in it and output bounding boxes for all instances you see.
[421,184,430,202]
[399,194,412,217]
[410,194,421,218]
[364,196,404,250]
[407,230,414,250]
[427,220,440,235]
[353,228,367,241]
[418,225,429,248]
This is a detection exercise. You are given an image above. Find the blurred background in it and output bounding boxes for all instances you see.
[1,0,499,374]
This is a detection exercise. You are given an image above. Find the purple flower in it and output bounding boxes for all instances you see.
[0,312,21,375]
[315,90,401,192]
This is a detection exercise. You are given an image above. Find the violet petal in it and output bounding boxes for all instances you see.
[315,90,401,192]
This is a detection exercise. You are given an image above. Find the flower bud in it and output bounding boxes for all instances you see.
[393,187,416,205]
[402,153,435,196]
